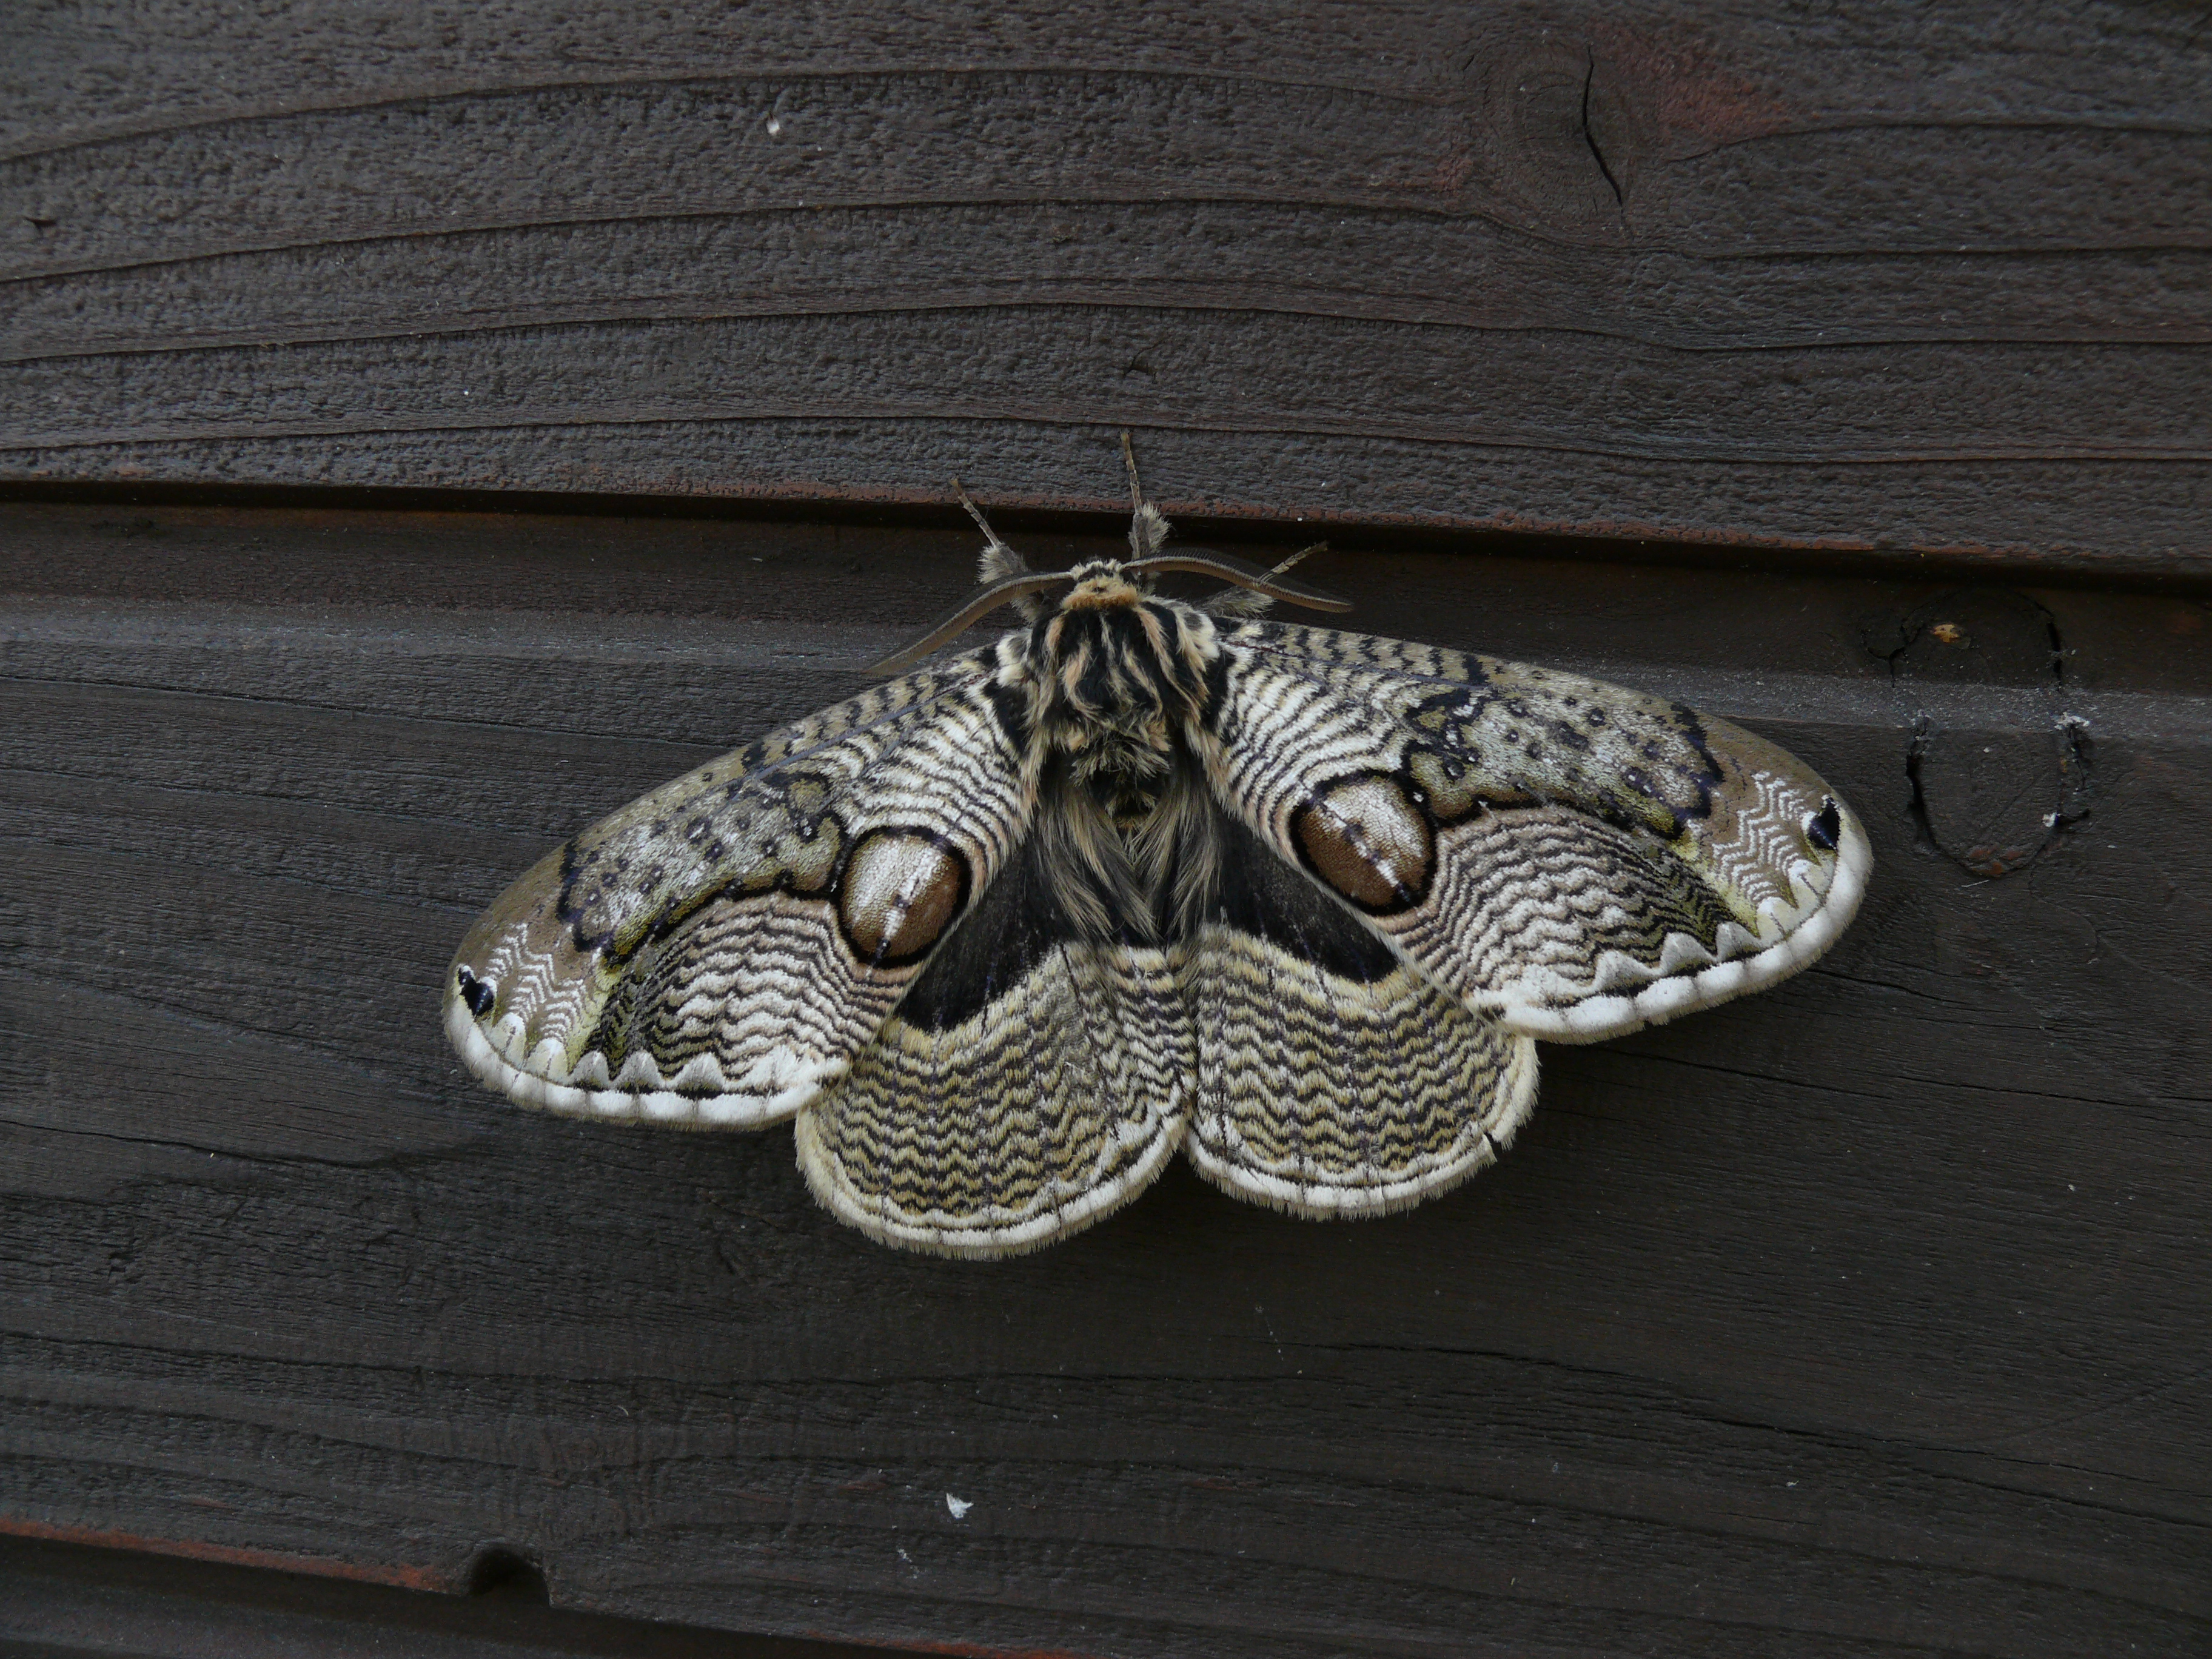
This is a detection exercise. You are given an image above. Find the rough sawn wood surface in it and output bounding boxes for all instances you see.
[2,501,2207,1655]
[5,2,2210,1651]
[4,0,2210,574]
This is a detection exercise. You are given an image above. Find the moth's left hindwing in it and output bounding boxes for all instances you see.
[444,652,1029,1126]
[1178,817,1538,1219]
[796,828,1195,1256]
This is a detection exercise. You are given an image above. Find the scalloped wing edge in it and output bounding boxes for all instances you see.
[442,983,836,1128]
[1185,1033,1540,1219]
[792,1097,1189,1259]
[1489,805,1872,1043]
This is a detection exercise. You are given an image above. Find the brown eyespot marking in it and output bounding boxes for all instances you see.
[837,829,970,965]
[1292,774,1435,913]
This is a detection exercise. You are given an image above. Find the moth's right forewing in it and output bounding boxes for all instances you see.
[445,652,1033,1127]
[1202,623,1868,1043]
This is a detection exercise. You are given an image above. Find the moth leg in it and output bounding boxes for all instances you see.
[1201,541,1332,618]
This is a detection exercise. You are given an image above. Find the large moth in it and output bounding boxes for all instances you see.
[446,447,1869,1256]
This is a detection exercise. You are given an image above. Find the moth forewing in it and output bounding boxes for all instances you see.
[1200,623,1869,1047]
[444,652,1032,1131]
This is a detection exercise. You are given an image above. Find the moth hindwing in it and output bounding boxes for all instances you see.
[447,474,1869,1257]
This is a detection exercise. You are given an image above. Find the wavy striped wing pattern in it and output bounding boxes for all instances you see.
[444,651,1030,1128]
[1204,622,1871,1043]
[446,605,1868,1257]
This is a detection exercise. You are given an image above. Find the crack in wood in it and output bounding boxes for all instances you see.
[1580,51,1625,209]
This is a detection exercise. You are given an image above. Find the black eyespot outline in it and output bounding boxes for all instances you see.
[1288,769,1438,916]
[1806,799,1842,852]
[455,965,497,1017]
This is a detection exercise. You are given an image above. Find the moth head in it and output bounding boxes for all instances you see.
[1060,560,1145,612]
[866,455,1353,675]
[868,549,1353,674]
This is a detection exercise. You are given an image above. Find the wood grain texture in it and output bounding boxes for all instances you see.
[4,2,2210,574]
[2,501,2207,1655]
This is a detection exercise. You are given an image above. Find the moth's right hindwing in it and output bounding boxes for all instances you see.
[444,652,1030,1127]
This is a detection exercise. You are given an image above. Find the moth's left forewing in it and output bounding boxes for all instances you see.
[1201,625,1869,1044]
[1444,660,1873,1039]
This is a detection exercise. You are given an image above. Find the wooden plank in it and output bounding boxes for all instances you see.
[4,3,2210,576]
[0,1532,893,1657]
[2,501,2207,1654]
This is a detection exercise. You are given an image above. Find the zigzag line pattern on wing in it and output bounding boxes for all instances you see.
[1379,806,1735,1011]
[1380,805,1743,999]
[1184,922,1537,1216]
[480,932,592,1051]
[619,893,903,1083]
[796,940,1193,1257]
[449,654,1032,1124]
[1198,630,1862,1042]
[1701,766,1817,917]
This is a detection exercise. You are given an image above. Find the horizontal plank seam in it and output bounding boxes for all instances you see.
[0,671,760,750]
[1622,1042,2181,1113]
[10,203,2211,290]
[16,295,2212,369]
[11,406,2210,467]
[0,1114,452,1175]
[0,967,466,1086]
[0,190,1532,285]
[2,813,495,914]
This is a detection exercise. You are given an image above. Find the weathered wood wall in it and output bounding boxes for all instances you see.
[4,500,2208,1653]
[4,2,2210,1654]
[4,1,2208,575]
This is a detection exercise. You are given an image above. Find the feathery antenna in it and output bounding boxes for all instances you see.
[1121,431,1171,559]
